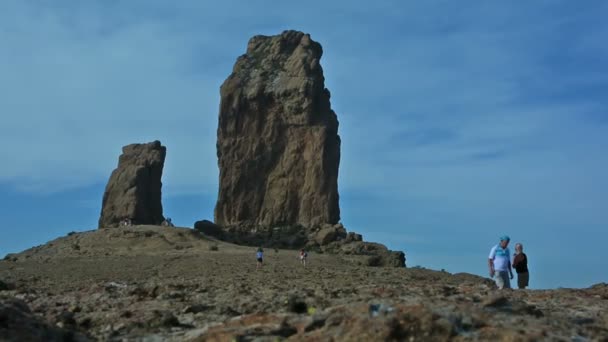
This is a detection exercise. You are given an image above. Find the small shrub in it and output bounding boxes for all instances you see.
[209,244,219,251]
[67,231,76,236]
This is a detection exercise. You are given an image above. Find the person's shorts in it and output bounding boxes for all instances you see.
[257,258,263,263]
[517,272,529,288]
[494,271,511,289]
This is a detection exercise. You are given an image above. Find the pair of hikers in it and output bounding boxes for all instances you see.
[488,236,530,289]
[255,248,308,269]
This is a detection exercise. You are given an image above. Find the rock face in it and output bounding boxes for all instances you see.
[206,31,404,267]
[215,30,341,229]
[98,141,166,228]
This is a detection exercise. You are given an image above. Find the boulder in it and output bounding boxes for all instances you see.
[315,227,338,245]
[345,232,363,243]
[0,298,88,341]
[194,220,223,237]
[98,141,166,228]
[214,30,341,229]
[327,241,406,267]
[334,224,347,240]
[0,280,15,291]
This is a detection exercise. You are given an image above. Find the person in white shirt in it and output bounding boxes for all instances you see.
[488,235,514,289]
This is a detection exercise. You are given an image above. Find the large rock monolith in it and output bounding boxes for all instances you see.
[98,141,166,228]
[215,30,341,229]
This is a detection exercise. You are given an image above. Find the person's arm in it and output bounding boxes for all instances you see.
[488,246,496,277]
[508,251,514,279]
[512,254,520,267]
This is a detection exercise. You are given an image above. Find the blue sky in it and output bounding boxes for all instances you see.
[1,1,607,289]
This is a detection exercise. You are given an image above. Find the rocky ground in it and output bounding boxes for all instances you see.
[1,226,607,341]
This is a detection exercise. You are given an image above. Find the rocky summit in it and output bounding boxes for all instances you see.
[1,226,607,341]
[98,141,166,228]
[215,30,340,229]
[208,31,404,267]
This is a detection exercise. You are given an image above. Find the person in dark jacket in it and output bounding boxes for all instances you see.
[256,247,264,269]
[512,243,529,289]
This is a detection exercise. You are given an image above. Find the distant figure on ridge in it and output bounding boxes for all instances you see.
[488,236,514,289]
[512,243,530,289]
[256,247,264,269]
[120,218,132,227]
[299,249,308,267]
[161,217,174,227]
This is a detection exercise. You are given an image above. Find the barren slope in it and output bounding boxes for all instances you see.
[1,226,606,341]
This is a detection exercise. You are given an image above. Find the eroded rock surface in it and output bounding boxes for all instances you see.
[208,30,405,266]
[215,30,340,229]
[99,141,166,228]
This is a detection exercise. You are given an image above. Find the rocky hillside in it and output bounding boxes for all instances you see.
[1,226,606,341]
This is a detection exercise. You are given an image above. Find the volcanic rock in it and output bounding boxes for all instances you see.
[215,30,341,229]
[0,279,15,291]
[324,241,406,267]
[205,30,404,266]
[0,297,88,341]
[193,220,223,237]
[314,227,337,245]
[98,141,166,228]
